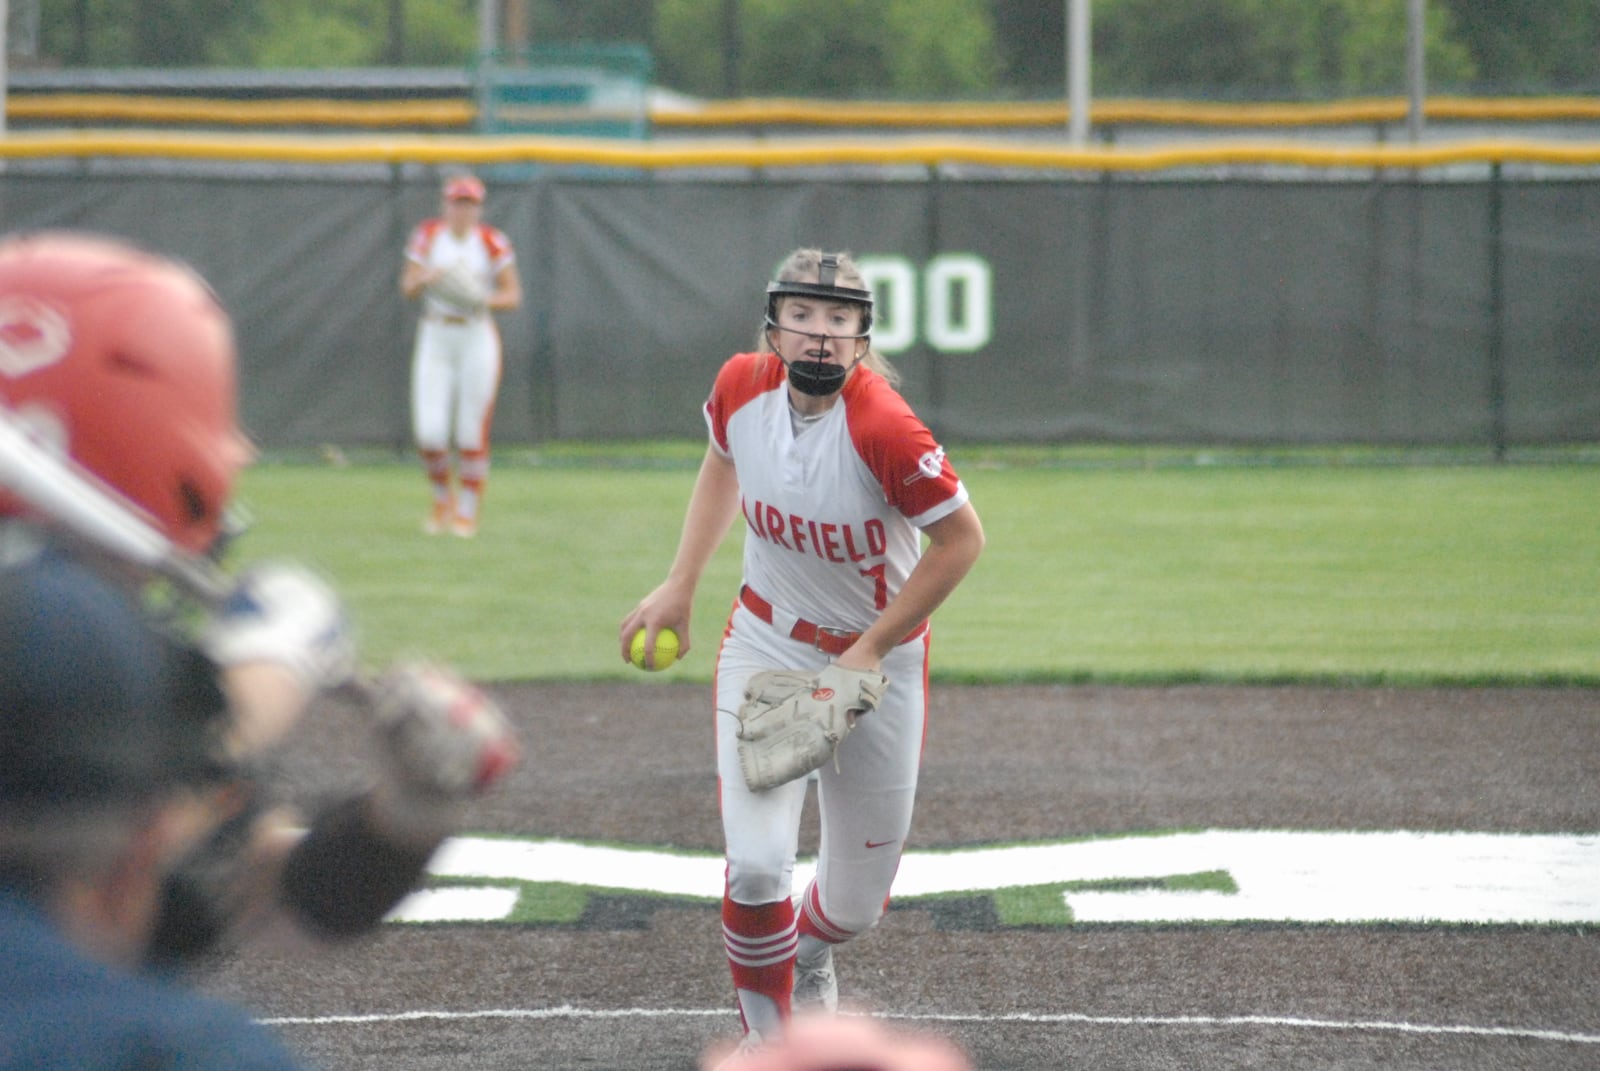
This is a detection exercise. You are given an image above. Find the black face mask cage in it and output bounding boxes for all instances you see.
[764,254,875,397]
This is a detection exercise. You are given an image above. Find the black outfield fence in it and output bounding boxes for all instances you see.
[1,135,1595,449]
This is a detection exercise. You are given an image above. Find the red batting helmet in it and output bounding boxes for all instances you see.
[0,232,251,555]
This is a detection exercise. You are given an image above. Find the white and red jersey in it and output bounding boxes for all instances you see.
[705,351,969,634]
[405,219,515,318]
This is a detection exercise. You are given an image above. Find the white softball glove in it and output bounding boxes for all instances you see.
[734,665,889,792]
[427,261,488,312]
[201,562,356,691]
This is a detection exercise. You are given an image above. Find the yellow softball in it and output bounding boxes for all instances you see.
[630,627,680,671]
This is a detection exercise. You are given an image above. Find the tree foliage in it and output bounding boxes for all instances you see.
[210,0,478,67]
[37,0,252,65]
[1435,0,1600,92]
[653,0,998,97]
[992,0,1596,98]
[882,0,999,94]
[1092,0,1475,97]
[520,0,657,46]
[38,0,478,68]
[24,0,1600,97]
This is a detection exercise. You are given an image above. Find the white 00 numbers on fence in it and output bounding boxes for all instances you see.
[857,254,993,355]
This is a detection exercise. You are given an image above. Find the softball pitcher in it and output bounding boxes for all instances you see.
[400,173,521,538]
[619,248,985,1053]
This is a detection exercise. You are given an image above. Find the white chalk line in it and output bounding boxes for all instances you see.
[260,1005,1600,1046]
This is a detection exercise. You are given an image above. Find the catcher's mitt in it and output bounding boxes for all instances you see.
[734,664,889,792]
[427,261,488,312]
[371,661,520,800]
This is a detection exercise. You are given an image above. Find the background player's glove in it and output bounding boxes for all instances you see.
[202,562,356,690]
[734,665,889,792]
[427,261,488,312]
[372,661,521,801]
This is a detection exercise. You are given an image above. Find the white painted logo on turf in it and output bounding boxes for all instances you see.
[390,830,1600,926]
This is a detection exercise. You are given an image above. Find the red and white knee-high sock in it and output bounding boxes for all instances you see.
[722,896,795,1037]
[456,447,489,521]
[420,448,452,505]
[795,879,855,966]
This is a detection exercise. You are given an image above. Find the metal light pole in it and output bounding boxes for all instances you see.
[1406,0,1425,141]
[722,0,741,97]
[1066,0,1090,145]
[478,0,499,57]
[1,0,10,138]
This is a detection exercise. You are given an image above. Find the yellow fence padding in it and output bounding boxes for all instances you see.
[8,93,1600,132]
[2,129,1599,172]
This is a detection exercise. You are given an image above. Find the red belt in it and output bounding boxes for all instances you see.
[739,585,926,656]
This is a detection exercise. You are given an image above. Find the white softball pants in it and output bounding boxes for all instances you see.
[716,599,930,937]
[410,317,502,451]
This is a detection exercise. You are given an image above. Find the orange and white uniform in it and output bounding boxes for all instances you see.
[404,218,514,456]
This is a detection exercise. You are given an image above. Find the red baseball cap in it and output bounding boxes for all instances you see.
[444,175,485,203]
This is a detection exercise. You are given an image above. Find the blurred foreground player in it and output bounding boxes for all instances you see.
[0,231,520,975]
[702,1014,974,1071]
[0,551,312,1070]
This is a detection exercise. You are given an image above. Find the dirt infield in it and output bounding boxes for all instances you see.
[201,683,1600,1070]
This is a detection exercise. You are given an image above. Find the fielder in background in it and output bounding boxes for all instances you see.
[400,172,522,538]
[619,248,985,1053]
[0,233,520,1031]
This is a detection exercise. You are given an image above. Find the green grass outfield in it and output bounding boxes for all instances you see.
[231,443,1600,686]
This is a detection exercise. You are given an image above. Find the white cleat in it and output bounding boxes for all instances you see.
[792,947,839,1014]
[708,1029,769,1071]
[423,500,452,535]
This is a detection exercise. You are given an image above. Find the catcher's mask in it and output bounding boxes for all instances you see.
[0,551,229,810]
[764,254,873,397]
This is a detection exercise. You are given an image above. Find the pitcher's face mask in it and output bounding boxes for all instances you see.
[764,254,874,397]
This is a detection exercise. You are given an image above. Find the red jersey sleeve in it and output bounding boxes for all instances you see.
[479,224,516,271]
[843,369,965,520]
[703,352,784,455]
[404,219,442,263]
